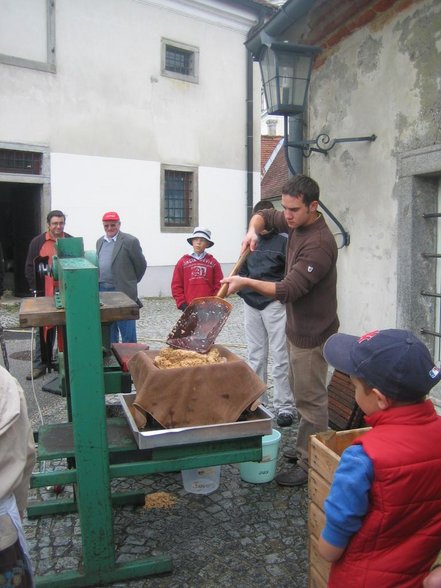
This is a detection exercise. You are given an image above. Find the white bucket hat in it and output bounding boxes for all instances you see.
[187,227,214,248]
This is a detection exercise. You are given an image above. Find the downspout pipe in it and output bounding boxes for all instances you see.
[287,114,303,176]
[246,48,254,225]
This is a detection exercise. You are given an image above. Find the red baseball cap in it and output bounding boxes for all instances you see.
[102,211,120,222]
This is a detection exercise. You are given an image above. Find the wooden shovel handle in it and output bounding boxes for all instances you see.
[216,246,251,299]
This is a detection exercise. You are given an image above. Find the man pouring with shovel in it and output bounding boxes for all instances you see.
[221,175,339,487]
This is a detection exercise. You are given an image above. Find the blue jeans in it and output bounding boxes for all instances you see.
[99,284,137,344]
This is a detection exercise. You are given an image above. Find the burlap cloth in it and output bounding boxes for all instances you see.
[128,345,266,429]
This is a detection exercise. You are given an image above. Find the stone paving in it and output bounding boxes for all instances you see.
[0,295,309,588]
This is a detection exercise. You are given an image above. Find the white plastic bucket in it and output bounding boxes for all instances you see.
[239,429,281,484]
[181,466,221,494]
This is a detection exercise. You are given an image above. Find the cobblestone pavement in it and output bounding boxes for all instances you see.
[0,295,309,588]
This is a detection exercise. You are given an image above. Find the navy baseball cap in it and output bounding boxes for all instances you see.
[323,329,441,401]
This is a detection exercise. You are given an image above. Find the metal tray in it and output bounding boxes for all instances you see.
[119,393,274,449]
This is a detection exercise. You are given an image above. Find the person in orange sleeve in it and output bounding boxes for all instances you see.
[24,210,72,380]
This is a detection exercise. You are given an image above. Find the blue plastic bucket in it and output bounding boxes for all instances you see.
[239,429,281,484]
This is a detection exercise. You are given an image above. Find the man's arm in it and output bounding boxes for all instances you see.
[129,237,147,282]
[221,275,277,298]
[24,235,39,291]
[222,213,275,296]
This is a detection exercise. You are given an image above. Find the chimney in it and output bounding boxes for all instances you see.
[266,119,278,136]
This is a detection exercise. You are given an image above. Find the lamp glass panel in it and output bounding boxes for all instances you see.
[260,47,279,113]
[279,52,311,106]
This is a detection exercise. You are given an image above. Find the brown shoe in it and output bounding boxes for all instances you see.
[275,466,308,487]
[26,367,46,380]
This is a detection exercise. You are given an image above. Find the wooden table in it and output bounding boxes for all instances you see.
[19,291,139,328]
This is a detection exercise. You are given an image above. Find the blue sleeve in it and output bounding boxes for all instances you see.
[321,444,374,549]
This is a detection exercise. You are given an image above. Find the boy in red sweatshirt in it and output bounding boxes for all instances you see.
[171,227,223,311]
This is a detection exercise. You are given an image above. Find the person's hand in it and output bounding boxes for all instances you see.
[241,228,259,253]
[220,275,244,296]
[424,566,441,588]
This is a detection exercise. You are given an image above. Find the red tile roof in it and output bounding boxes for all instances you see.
[261,135,289,200]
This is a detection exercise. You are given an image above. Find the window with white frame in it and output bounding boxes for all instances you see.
[161,39,199,84]
[161,165,198,232]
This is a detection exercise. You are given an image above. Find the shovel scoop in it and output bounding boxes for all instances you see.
[166,247,250,353]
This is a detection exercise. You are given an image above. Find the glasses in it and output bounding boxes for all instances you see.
[104,223,118,228]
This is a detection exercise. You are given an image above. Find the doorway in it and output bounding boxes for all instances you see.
[0,182,42,296]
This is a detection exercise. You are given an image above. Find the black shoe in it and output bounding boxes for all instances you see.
[275,466,308,487]
[276,412,294,427]
[282,448,298,463]
[26,367,46,380]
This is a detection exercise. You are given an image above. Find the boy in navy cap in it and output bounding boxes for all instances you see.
[318,329,441,588]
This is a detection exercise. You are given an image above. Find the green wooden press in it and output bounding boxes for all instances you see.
[20,238,264,587]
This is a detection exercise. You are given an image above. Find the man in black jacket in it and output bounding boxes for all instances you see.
[24,210,72,380]
[238,201,295,427]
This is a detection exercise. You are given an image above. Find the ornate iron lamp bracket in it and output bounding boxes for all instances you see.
[287,133,377,158]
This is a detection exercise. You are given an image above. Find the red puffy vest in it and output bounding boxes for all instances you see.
[328,400,441,588]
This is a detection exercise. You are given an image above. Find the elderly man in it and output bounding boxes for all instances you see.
[24,210,72,380]
[96,211,147,343]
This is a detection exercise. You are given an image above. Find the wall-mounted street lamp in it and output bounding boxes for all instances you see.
[257,41,377,247]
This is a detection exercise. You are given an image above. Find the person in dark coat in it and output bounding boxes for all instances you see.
[96,211,147,343]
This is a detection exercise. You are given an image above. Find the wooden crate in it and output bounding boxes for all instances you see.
[307,428,370,587]
[328,370,365,431]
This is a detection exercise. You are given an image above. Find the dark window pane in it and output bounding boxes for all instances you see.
[164,170,193,227]
[0,149,42,174]
[165,45,193,76]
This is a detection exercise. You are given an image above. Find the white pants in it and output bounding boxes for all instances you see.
[243,300,294,414]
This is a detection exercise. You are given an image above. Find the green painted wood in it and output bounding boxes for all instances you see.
[36,418,137,460]
[31,469,77,487]
[28,498,77,518]
[103,370,132,393]
[32,239,265,586]
[58,246,115,571]
[35,556,172,587]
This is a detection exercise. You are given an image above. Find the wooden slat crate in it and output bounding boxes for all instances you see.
[308,428,370,587]
[327,370,365,431]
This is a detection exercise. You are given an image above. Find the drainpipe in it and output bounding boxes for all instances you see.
[246,48,254,225]
[287,114,303,176]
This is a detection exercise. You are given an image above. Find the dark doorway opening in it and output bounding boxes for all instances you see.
[0,182,42,296]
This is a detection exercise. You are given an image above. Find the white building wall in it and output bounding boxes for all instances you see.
[51,152,256,296]
[0,0,263,296]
